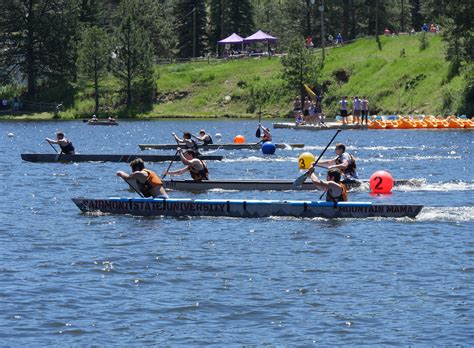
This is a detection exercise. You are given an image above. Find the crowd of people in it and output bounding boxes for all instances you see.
[293,95,328,127]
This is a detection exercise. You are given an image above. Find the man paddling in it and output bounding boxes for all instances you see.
[172,131,200,154]
[45,132,75,154]
[310,168,348,203]
[117,158,169,198]
[164,149,209,182]
[318,143,358,180]
[192,129,213,145]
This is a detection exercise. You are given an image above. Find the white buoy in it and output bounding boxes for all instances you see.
[215,133,222,141]
[7,132,14,138]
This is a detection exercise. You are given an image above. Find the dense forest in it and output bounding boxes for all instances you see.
[0,0,472,116]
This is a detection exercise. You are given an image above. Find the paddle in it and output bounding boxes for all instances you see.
[161,149,180,179]
[255,112,262,138]
[121,177,144,198]
[292,129,342,188]
[47,140,58,153]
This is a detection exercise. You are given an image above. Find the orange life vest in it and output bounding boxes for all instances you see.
[326,183,348,203]
[142,169,163,197]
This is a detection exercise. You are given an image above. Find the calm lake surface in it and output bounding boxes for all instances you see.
[0,119,473,345]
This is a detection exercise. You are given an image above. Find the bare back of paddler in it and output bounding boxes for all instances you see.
[117,158,169,198]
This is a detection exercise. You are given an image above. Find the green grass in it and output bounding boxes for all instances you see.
[2,33,468,120]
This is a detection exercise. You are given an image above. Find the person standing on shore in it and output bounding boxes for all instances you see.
[361,97,369,125]
[339,96,349,125]
[352,96,362,125]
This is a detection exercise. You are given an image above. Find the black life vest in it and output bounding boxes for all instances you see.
[189,160,209,182]
[60,141,75,154]
[203,135,213,145]
[336,153,357,175]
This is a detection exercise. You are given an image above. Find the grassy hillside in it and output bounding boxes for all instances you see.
[144,33,464,118]
[4,33,465,120]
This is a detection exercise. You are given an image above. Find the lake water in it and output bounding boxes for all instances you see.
[0,119,473,345]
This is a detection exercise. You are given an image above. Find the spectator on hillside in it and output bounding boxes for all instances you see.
[327,34,334,46]
[422,23,429,32]
[384,28,391,36]
[306,36,314,48]
[361,97,369,125]
[409,28,416,36]
[336,33,343,46]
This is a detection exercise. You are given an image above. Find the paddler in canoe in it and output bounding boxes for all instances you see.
[256,123,272,143]
[116,158,169,198]
[172,131,200,154]
[191,129,213,145]
[317,143,358,181]
[45,131,75,154]
[164,149,209,182]
[310,167,348,203]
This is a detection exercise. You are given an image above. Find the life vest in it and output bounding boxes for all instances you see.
[336,153,357,176]
[203,135,213,145]
[326,183,348,203]
[189,160,209,182]
[142,169,163,197]
[262,132,272,142]
[60,140,75,154]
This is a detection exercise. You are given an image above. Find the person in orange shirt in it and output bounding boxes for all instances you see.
[117,158,169,198]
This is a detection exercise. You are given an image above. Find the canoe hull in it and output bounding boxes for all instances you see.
[21,153,223,163]
[72,197,423,219]
[162,178,424,191]
[138,143,304,150]
[87,121,119,126]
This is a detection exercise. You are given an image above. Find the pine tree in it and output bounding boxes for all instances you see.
[174,0,207,58]
[281,38,321,100]
[76,26,111,113]
[111,0,154,108]
[0,0,80,96]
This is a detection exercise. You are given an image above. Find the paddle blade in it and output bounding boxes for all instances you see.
[255,126,261,138]
[292,172,309,188]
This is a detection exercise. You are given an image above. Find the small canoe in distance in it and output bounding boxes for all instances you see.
[72,197,423,219]
[86,120,119,126]
[162,178,425,191]
[138,143,305,150]
[21,153,223,163]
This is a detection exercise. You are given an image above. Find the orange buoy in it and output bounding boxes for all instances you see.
[233,135,246,144]
[370,170,394,194]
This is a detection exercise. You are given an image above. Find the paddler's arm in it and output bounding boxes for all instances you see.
[328,159,348,171]
[178,150,193,165]
[312,159,333,168]
[164,166,189,176]
[45,137,58,144]
[310,172,342,196]
[172,132,183,143]
[117,171,146,181]
[191,134,204,141]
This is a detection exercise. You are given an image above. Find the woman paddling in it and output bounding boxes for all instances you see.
[310,168,348,203]
[45,132,75,154]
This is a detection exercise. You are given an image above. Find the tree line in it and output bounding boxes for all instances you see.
[0,0,471,114]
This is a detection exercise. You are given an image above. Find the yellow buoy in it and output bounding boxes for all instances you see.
[298,152,315,170]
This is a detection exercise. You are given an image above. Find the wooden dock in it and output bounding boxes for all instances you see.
[273,122,368,130]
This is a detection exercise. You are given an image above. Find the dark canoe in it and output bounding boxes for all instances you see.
[72,197,423,219]
[162,178,425,191]
[21,153,223,163]
[138,143,305,150]
[87,120,119,126]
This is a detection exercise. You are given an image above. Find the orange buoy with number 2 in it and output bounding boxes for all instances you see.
[370,170,394,194]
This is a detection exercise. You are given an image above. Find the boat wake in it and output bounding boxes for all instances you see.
[394,180,474,192]
[416,206,474,222]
